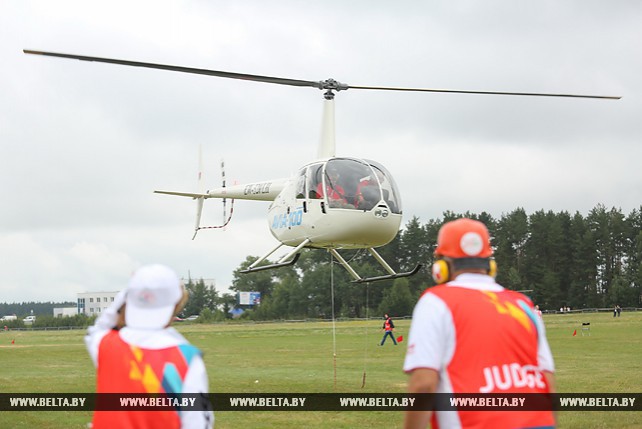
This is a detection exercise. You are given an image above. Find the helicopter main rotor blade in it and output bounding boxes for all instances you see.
[347,84,621,100]
[23,50,322,89]
[23,49,621,100]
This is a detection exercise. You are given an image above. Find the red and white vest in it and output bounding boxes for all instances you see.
[92,330,200,429]
[404,274,555,429]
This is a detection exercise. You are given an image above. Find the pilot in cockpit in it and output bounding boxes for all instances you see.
[316,166,354,209]
[355,168,385,210]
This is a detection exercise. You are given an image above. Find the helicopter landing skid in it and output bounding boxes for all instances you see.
[240,239,309,274]
[351,264,422,283]
[240,252,301,274]
[240,239,421,282]
[329,248,422,284]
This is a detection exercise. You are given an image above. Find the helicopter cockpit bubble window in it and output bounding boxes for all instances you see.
[364,159,402,214]
[318,159,358,209]
[315,158,401,212]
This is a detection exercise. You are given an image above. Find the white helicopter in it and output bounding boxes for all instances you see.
[23,50,620,283]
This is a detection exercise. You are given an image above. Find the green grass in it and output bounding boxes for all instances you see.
[1,313,641,428]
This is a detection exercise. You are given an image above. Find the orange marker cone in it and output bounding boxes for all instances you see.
[397,335,404,343]
[572,330,577,337]
[11,339,15,344]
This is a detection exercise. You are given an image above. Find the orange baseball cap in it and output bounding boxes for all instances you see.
[434,218,493,258]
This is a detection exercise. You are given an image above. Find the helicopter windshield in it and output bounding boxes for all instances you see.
[364,159,402,214]
[307,158,401,213]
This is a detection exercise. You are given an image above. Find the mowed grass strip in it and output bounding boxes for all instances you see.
[0,313,640,428]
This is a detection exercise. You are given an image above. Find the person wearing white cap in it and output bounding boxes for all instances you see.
[85,264,214,428]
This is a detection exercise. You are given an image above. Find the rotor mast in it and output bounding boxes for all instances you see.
[315,79,348,159]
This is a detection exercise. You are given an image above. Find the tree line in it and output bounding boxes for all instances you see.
[226,204,641,320]
[4,204,639,324]
[0,302,75,318]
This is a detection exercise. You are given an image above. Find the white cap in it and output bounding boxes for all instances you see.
[125,264,182,329]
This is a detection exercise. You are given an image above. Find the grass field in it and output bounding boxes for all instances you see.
[1,311,641,428]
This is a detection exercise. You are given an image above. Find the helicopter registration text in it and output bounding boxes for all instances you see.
[272,207,303,230]
[244,182,272,195]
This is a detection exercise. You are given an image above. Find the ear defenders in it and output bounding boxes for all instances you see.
[432,259,451,284]
[432,258,497,284]
[488,259,497,278]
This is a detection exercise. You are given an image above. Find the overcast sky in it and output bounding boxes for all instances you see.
[1,1,639,303]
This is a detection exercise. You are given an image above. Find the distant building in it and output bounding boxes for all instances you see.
[75,277,216,316]
[53,307,78,318]
[77,291,119,316]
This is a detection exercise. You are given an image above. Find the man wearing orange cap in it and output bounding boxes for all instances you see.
[403,218,555,429]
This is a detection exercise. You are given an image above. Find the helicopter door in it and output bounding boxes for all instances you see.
[321,160,356,209]
[295,167,307,212]
[307,163,323,200]
[306,163,327,213]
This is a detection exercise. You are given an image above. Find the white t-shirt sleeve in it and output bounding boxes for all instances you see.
[534,316,555,373]
[181,355,214,429]
[403,292,455,373]
[84,289,126,366]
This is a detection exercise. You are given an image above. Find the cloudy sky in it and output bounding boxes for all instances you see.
[1,1,639,302]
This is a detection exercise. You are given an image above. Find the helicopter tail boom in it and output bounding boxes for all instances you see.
[155,190,210,198]
[154,177,289,202]
[155,178,288,239]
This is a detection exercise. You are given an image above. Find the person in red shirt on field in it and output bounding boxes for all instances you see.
[380,313,397,346]
[403,218,556,429]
